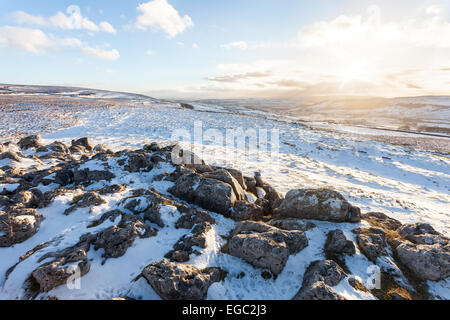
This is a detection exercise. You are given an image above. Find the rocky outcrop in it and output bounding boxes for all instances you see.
[395,223,449,281]
[352,227,389,263]
[31,233,95,292]
[169,172,236,216]
[165,222,211,262]
[275,189,361,222]
[64,192,106,215]
[0,208,44,247]
[268,218,316,232]
[71,137,94,152]
[362,212,402,231]
[18,135,43,150]
[325,229,356,258]
[142,260,221,300]
[94,215,157,260]
[398,223,449,246]
[228,221,308,275]
[396,242,450,281]
[294,260,346,300]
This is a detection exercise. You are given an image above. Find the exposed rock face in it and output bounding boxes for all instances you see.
[268,219,316,232]
[73,168,115,185]
[175,209,215,229]
[228,221,308,275]
[0,208,44,247]
[362,212,402,231]
[275,189,361,222]
[31,234,95,292]
[230,200,266,221]
[169,172,236,216]
[165,222,212,262]
[203,169,247,201]
[394,223,450,281]
[71,137,94,152]
[64,192,106,215]
[352,227,389,263]
[94,216,157,259]
[396,242,450,281]
[98,184,126,195]
[325,229,356,257]
[398,223,449,246]
[293,260,346,300]
[11,189,46,209]
[18,135,43,150]
[142,260,221,300]
[0,151,22,162]
[54,169,75,186]
[124,152,153,172]
[254,172,284,210]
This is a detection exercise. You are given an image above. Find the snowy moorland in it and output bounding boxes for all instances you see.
[0,85,449,300]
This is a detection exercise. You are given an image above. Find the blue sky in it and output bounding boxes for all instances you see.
[0,0,449,99]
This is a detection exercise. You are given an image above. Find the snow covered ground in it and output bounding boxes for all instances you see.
[0,87,449,300]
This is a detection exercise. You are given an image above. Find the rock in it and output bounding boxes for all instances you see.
[64,192,106,215]
[224,168,247,191]
[230,200,266,221]
[396,242,450,281]
[325,229,356,257]
[276,188,361,223]
[71,137,94,152]
[165,222,211,261]
[293,260,346,300]
[0,151,22,162]
[94,216,157,259]
[73,168,115,185]
[141,260,221,300]
[398,223,449,246]
[228,221,308,275]
[93,144,110,153]
[175,209,215,229]
[352,227,388,263]
[54,169,75,186]
[144,142,162,152]
[203,169,247,201]
[363,212,402,231]
[18,135,43,150]
[268,219,316,232]
[0,208,44,247]
[124,152,153,172]
[31,234,95,292]
[254,172,284,210]
[244,176,257,194]
[168,172,236,216]
[98,184,126,195]
[11,189,46,209]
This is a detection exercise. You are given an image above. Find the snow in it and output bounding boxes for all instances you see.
[0,183,20,193]
[0,90,449,300]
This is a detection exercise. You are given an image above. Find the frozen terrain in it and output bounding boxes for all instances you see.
[0,85,449,300]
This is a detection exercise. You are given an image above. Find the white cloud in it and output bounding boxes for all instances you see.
[49,11,99,32]
[299,5,450,49]
[192,42,199,49]
[12,9,116,34]
[135,0,194,38]
[146,49,154,55]
[99,21,117,34]
[0,26,53,54]
[0,26,120,61]
[80,47,120,61]
[11,11,47,27]
[220,41,248,50]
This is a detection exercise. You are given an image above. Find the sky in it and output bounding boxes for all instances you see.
[0,0,449,99]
